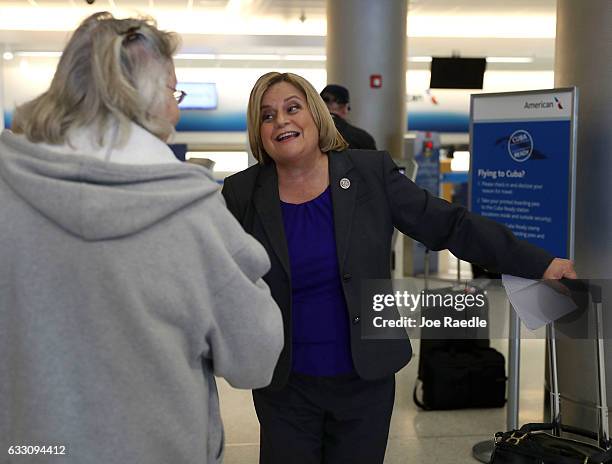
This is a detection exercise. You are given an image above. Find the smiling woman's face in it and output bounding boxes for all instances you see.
[259,81,320,166]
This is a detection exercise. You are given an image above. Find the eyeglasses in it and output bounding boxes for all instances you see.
[167,86,187,104]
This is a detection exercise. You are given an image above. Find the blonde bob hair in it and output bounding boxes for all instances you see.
[247,72,348,164]
[12,12,180,145]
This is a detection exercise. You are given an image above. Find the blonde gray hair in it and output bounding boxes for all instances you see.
[12,12,180,145]
[247,72,348,164]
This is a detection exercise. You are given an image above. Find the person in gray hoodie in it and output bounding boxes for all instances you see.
[0,12,283,464]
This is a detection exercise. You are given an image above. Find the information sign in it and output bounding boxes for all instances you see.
[470,89,577,258]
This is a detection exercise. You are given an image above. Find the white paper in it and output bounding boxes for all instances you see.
[501,275,578,330]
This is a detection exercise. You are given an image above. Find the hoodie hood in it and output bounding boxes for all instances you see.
[0,130,220,241]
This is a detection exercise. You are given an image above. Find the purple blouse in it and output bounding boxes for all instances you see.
[280,187,355,376]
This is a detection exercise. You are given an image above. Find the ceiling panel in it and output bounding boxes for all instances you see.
[114,0,155,9]
[0,0,558,69]
[0,0,71,5]
[247,0,325,18]
[0,0,557,16]
[32,0,73,5]
[194,0,230,7]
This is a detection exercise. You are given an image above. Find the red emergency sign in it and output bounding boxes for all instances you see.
[370,74,382,88]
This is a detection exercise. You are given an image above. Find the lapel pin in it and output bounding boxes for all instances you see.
[340,178,351,190]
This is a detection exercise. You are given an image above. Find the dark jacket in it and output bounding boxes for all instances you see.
[221,149,553,390]
[332,113,377,150]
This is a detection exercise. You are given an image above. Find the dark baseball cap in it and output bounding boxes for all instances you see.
[320,84,350,104]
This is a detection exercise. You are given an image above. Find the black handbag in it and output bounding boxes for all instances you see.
[492,423,612,463]
[491,281,612,464]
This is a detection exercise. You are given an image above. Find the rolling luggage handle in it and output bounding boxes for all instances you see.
[547,282,610,450]
[594,285,610,449]
[489,281,612,464]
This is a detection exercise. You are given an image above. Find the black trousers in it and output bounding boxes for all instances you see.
[252,372,395,464]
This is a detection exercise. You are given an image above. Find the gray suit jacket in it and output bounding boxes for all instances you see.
[222,149,553,390]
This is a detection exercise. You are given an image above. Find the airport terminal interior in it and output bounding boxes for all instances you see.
[2,0,610,463]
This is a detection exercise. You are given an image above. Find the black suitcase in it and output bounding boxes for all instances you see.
[417,283,492,370]
[415,344,506,410]
[414,255,506,410]
[490,281,612,464]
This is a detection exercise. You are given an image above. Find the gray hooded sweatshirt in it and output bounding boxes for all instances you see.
[0,128,283,463]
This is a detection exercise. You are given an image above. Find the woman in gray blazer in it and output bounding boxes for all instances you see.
[221,71,576,464]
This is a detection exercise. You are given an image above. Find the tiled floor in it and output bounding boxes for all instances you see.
[218,323,547,464]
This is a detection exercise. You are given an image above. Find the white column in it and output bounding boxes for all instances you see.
[554,0,612,438]
[326,0,407,159]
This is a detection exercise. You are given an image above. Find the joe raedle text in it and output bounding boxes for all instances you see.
[370,290,488,329]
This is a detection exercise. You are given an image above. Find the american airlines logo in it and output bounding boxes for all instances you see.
[523,96,564,110]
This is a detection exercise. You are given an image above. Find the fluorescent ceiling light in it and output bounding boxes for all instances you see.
[283,55,326,61]
[176,53,325,61]
[2,51,14,60]
[409,56,533,64]
[409,56,432,62]
[174,53,216,60]
[16,51,62,57]
[9,51,326,63]
[486,56,534,63]
[217,54,281,60]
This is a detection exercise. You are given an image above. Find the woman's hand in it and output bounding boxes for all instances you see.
[542,258,577,279]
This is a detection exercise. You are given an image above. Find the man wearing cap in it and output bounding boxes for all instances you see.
[320,84,377,150]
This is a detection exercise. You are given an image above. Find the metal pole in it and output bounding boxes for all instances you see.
[547,323,561,435]
[594,292,609,448]
[507,299,521,430]
[457,256,461,284]
[471,441,494,463]
[473,294,520,462]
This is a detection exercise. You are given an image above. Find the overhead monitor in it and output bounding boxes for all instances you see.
[429,57,486,89]
[178,82,218,110]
